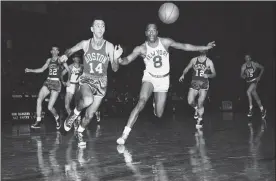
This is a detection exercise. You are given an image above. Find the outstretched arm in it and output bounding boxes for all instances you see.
[25,59,51,73]
[60,41,85,63]
[179,58,194,82]
[206,59,216,78]
[163,38,215,52]
[118,46,142,65]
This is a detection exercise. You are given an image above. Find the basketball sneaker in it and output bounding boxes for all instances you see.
[247,109,253,117]
[64,112,78,131]
[194,108,198,119]
[75,131,86,147]
[196,118,203,129]
[31,121,42,129]
[117,134,128,145]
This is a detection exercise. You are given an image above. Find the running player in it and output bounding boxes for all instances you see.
[116,23,216,145]
[25,46,70,129]
[240,54,266,118]
[179,50,216,128]
[61,53,83,116]
[59,17,122,147]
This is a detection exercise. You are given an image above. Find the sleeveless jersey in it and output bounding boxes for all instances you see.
[48,58,62,79]
[244,62,258,82]
[69,64,83,83]
[144,38,170,76]
[192,57,208,81]
[83,39,109,77]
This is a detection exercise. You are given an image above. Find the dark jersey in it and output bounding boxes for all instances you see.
[244,62,258,82]
[192,58,208,81]
[48,58,62,79]
[83,39,109,77]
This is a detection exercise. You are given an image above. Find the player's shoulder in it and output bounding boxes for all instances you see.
[134,43,146,53]
[206,57,213,64]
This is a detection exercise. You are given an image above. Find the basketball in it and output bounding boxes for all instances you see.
[158,3,179,24]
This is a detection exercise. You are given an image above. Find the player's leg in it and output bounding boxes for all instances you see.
[65,84,75,115]
[251,82,266,118]
[153,92,167,118]
[31,85,50,128]
[64,84,94,131]
[117,81,154,145]
[196,89,208,128]
[76,96,103,147]
[187,88,199,119]
[246,83,255,117]
[95,111,101,122]
[48,90,61,129]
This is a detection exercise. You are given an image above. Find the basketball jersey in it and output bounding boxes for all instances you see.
[244,62,258,82]
[48,58,62,79]
[192,57,208,81]
[69,64,83,83]
[144,38,170,76]
[83,39,109,77]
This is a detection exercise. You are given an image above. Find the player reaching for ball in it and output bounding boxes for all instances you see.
[115,23,216,145]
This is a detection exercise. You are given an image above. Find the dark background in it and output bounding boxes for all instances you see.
[1,1,275,120]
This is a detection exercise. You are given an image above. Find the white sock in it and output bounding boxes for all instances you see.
[260,106,264,111]
[74,108,81,116]
[123,126,131,135]
[77,125,85,132]
[194,106,198,110]
[249,106,253,110]
[54,115,59,121]
[36,117,41,122]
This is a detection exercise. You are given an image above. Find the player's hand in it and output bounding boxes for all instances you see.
[66,81,71,87]
[25,68,31,73]
[114,45,123,60]
[203,74,209,78]
[59,55,68,63]
[179,75,185,82]
[206,41,216,50]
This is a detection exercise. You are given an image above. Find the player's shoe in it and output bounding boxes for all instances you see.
[76,131,86,147]
[247,109,253,117]
[196,118,203,129]
[64,112,78,131]
[117,134,128,145]
[74,116,81,133]
[31,121,42,129]
[56,118,61,130]
[194,108,199,119]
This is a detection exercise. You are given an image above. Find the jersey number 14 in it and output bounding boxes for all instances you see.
[89,63,103,74]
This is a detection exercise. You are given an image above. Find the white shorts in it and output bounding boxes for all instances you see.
[66,83,79,94]
[142,71,170,92]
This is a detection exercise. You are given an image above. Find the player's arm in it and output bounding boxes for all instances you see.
[182,58,195,76]
[163,38,215,52]
[206,59,216,78]
[107,42,119,72]
[61,64,71,84]
[240,64,246,79]
[118,46,142,65]
[25,58,51,73]
[60,41,85,63]
[254,62,264,79]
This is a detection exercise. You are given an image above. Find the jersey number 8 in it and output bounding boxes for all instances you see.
[153,56,163,68]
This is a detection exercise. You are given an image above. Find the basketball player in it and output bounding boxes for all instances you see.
[240,54,266,118]
[116,23,216,145]
[25,46,70,129]
[179,50,216,128]
[59,17,122,147]
[61,53,83,116]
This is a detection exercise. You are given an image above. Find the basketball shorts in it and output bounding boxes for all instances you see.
[79,74,107,97]
[246,78,258,89]
[43,78,61,92]
[142,71,170,92]
[66,83,79,94]
[190,79,209,91]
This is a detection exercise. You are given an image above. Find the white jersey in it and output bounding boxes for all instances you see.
[69,64,83,83]
[143,38,170,76]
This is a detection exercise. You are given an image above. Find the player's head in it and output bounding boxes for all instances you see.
[72,54,81,64]
[244,54,252,62]
[51,46,59,56]
[91,16,105,39]
[199,50,208,56]
[145,23,158,43]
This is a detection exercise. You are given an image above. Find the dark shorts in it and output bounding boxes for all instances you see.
[79,74,107,97]
[43,79,61,92]
[246,79,258,89]
[190,79,209,91]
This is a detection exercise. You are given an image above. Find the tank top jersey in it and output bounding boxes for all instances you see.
[48,57,62,79]
[244,62,258,82]
[192,57,208,81]
[144,38,170,76]
[83,39,109,77]
[69,64,83,83]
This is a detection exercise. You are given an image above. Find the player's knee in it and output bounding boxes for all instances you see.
[47,105,53,111]
[187,98,194,106]
[82,97,93,107]
[247,89,252,95]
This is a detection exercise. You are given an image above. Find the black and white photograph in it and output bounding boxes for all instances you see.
[1,1,275,180]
